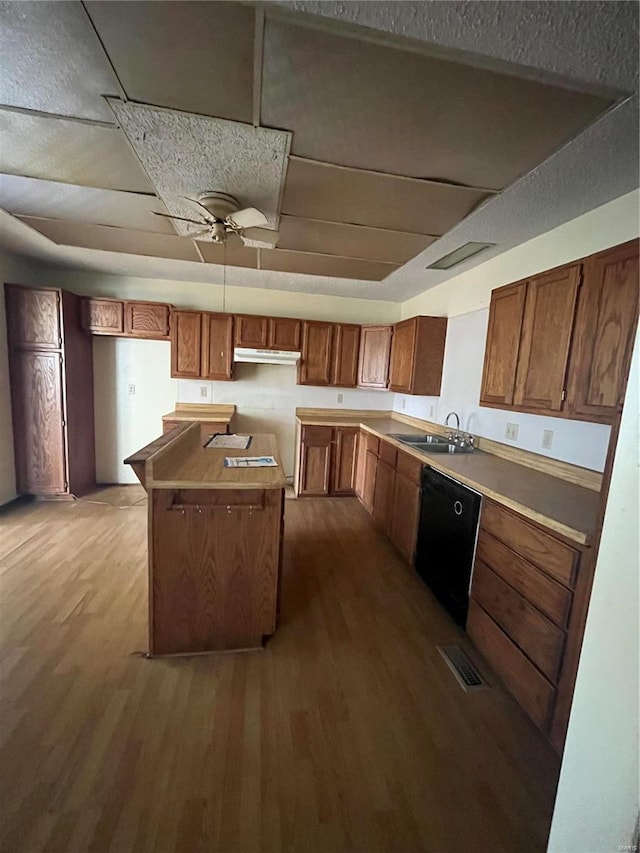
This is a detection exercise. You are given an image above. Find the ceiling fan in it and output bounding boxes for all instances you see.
[153,191,279,247]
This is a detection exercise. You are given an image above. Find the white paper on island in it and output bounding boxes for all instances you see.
[205,433,252,449]
[223,456,278,468]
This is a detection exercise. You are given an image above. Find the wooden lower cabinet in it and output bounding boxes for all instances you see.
[372,458,395,530]
[296,425,360,497]
[468,499,581,745]
[389,468,421,564]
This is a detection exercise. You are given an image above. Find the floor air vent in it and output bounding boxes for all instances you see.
[437,645,488,692]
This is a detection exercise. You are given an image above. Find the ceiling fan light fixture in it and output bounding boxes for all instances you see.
[211,221,226,243]
[426,241,496,270]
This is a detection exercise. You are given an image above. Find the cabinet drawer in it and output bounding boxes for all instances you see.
[378,440,397,467]
[467,601,555,730]
[395,450,423,484]
[365,433,379,455]
[471,561,565,682]
[476,532,572,627]
[481,501,578,588]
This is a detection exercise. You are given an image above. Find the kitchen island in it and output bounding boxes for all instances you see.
[125,423,285,656]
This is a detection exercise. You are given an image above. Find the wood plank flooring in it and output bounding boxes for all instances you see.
[0,487,560,852]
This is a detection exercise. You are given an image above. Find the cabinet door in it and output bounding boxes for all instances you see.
[362,449,378,513]
[388,318,416,393]
[268,317,301,351]
[372,459,395,532]
[234,315,268,348]
[389,471,421,564]
[202,313,234,380]
[81,297,124,335]
[124,301,170,339]
[513,264,581,412]
[354,430,368,499]
[568,241,639,421]
[5,285,61,349]
[171,311,202,378]
[331,427,358,495]
[331,324,360,387]
[358,325,392,388]
[298,426,332,496]
[11,350,67,493]
[479,282,526,406]
[298,321,333,386]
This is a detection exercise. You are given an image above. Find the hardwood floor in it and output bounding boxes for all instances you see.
[0,487,560,852]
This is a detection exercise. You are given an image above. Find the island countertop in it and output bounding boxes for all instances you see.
[161,403,235,424]
[126,426,286,491]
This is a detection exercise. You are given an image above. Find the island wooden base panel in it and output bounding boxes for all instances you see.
[0,487,559,853]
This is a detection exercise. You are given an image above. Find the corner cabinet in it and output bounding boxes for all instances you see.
[5,284,95,498]
[170,310,234,380]
[480,240,639,423]
[388,316,447,395]
[296,425,358,496]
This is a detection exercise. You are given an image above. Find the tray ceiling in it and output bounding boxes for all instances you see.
[0,0,634,298]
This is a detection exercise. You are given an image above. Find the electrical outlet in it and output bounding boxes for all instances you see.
[200,386,208,398]
[128,384,135,396]
[542,429,554,449]
[429,405,435,418]
[401,398,406,410]
[337,393,344,404]
[505,422,519,441]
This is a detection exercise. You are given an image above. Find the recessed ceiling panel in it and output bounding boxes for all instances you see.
[18,217,201,262]
[278,215,436,264]
[260,249,398,281]
[0,175,174,234]
[86,1,255,123]
[109,101,291,233]
[198,240,258,269]
[0,1,120,122]
[282,159,492,235]
[262,19,614,189]
[0,110,155,193]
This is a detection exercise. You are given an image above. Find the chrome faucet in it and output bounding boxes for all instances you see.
[445,411,461,442]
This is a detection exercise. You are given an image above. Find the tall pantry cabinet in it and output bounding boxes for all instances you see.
[5,284,95,498]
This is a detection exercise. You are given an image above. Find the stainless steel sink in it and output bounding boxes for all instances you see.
[388,433,474,454]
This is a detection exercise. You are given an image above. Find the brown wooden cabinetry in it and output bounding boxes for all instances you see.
[297,425,359,496]
[5,284,95,498]
[124,301,170,339]
[468,499,581,741]
[372,457,395,531]
[298,321,361,387]
[389,451,422,564]
[480,240,639,422]
[268,317,301,351]
[81,297,124,335]
[358,325,392,389]
[234,314,268,348]
[389,316,447,395]
[171,310,233,380]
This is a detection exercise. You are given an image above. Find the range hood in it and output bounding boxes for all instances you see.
[233,347,301,366]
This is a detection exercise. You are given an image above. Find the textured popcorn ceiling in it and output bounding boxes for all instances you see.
[109,101,290,234]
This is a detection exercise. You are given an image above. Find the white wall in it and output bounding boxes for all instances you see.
[393,191,640,472]
[547,328,640,853]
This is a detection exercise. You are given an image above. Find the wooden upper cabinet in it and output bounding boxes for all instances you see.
[202,312,234,380]
[268,317,301,351]
[171,311,202,379]
[124,301,170,339]
[298,321,334,386]
[331,323,360,387]
[81,297,124,335]
[479,282,526,406]
[568,240,639,421]
[389,316,447,395]
[5,285,61,349]
[513,263,582,412]
[234,314,268,348]
[358,325,392,389]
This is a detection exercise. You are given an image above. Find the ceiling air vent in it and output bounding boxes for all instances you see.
[427,242,496,270]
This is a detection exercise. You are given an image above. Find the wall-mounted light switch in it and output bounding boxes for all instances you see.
[337,393,344,404]
[429,404,435,418]
[542,429,554,449]
[505,422,519,441]
[200,386,208,398]
[128,384,135,396]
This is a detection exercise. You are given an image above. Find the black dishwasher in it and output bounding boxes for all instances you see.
[414,467,482,627]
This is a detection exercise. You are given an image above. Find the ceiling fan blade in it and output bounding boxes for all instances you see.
[189,229,212,240]
[228,207,268,230]
[184,196,217,220]
[240,226,279,248]
[153,211,204,226]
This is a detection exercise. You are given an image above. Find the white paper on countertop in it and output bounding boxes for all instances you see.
[223,456,278,468]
